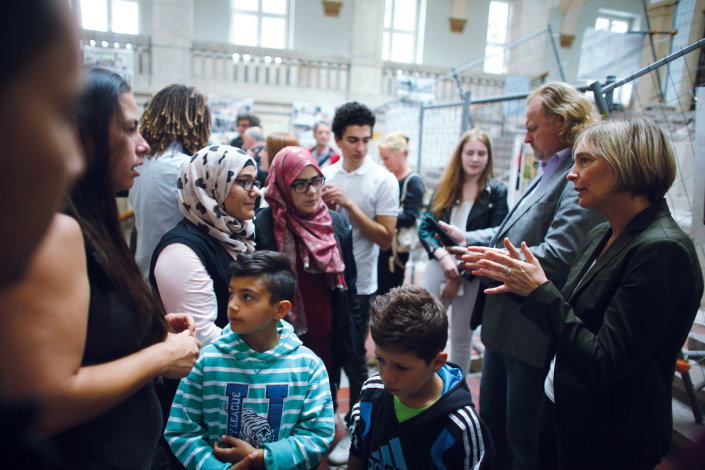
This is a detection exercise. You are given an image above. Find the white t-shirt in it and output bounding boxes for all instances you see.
[323,157,399,295]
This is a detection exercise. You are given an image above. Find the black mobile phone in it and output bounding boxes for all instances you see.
[427,217,458,247]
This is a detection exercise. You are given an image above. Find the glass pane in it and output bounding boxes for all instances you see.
[261,17,286,49]
[487,25,506,44]
[384,0,392,29]
[231,13,258,46]
[484,45,505,74]
[488,1,509,27]
[611,19,629,33]
[395,0,415,12]
[382,31,390,61]
[81,0,108,31]
[233,0,258,12]
[390,32,414,63]
[393,7,416,31]
[595,17,609,30]
[112,0,138,34]
[262,0,286,14]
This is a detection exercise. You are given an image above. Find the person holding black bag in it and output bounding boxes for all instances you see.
[377,131,426,295]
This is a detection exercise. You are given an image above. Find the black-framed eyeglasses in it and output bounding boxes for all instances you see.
[290,176,326,194]
[234,178,261,192]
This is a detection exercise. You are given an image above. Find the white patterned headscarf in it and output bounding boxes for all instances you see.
[177,145,256,255]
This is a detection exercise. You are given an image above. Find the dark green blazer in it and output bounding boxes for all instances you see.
[521,199,703,466]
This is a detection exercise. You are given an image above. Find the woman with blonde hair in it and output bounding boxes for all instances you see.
[418,128,508,374]
[464,116,702,469]
[377,131,426,294]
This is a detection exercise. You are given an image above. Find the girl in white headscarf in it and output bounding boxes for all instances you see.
[150,145,259,346]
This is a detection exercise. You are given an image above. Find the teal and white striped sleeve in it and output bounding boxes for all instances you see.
[262,355,335,470]
[165,359,230,470]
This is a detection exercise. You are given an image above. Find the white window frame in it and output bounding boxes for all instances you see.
[382,0,427,64]
[483,0,511,74]
[77,0,139,34]
[229,0,293,49]
[595,8,641,33]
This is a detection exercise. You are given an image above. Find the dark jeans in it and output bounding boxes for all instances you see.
[343,293,374,425]
[479,348,544,470]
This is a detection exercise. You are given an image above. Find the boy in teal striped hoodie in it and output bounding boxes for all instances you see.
[165,251,335,470]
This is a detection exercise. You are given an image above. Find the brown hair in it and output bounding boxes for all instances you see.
[265,132,299,167]
[527,81,598,148]
[431,128,493,218]
[139,84,211,157]
[370,286,448,363]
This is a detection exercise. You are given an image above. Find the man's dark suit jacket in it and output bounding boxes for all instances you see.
[465,153,604,368]
[520,199,703,467]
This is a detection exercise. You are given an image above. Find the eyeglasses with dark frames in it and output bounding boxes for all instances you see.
[290,176,326,194]
[233,178,261,192]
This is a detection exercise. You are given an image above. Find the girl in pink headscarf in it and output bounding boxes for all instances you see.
[255,146,358,411]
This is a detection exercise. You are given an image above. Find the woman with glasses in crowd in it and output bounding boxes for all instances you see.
[150,145,259,347]
[254,146,358,419]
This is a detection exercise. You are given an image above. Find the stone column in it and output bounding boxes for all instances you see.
[150,0,194,88]
[347,0,385,105]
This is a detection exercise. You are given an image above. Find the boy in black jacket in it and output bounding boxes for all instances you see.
[348,286,493,469]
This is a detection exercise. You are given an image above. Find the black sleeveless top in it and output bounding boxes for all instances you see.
[50,246,162,469]
[149,218,233,328]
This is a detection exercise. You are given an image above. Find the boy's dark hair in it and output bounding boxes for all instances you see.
[237,112,261,128]
[370,286,448,363]
[331,101,376,139]
[228,251,296,304]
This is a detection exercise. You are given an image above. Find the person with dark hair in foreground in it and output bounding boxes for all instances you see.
[348,285,492,469]
[0,1,85,467]
[165,251,334,470]
[3,67,201,469]
[463,117,703,469]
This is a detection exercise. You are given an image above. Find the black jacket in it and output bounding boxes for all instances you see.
[418,178,508,258]
[521,199,703,467]
[149,219,234,328]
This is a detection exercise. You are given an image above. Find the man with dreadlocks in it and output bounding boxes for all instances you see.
[129,84,212,279]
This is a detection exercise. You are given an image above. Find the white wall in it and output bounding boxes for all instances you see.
[422,0,490,68]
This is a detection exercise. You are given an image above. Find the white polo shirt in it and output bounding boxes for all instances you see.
[324,157,399,295]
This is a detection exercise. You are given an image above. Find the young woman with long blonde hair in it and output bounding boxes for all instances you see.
[418,128,508,374]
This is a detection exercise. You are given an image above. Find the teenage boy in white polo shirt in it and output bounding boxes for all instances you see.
[322,101,399,465]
